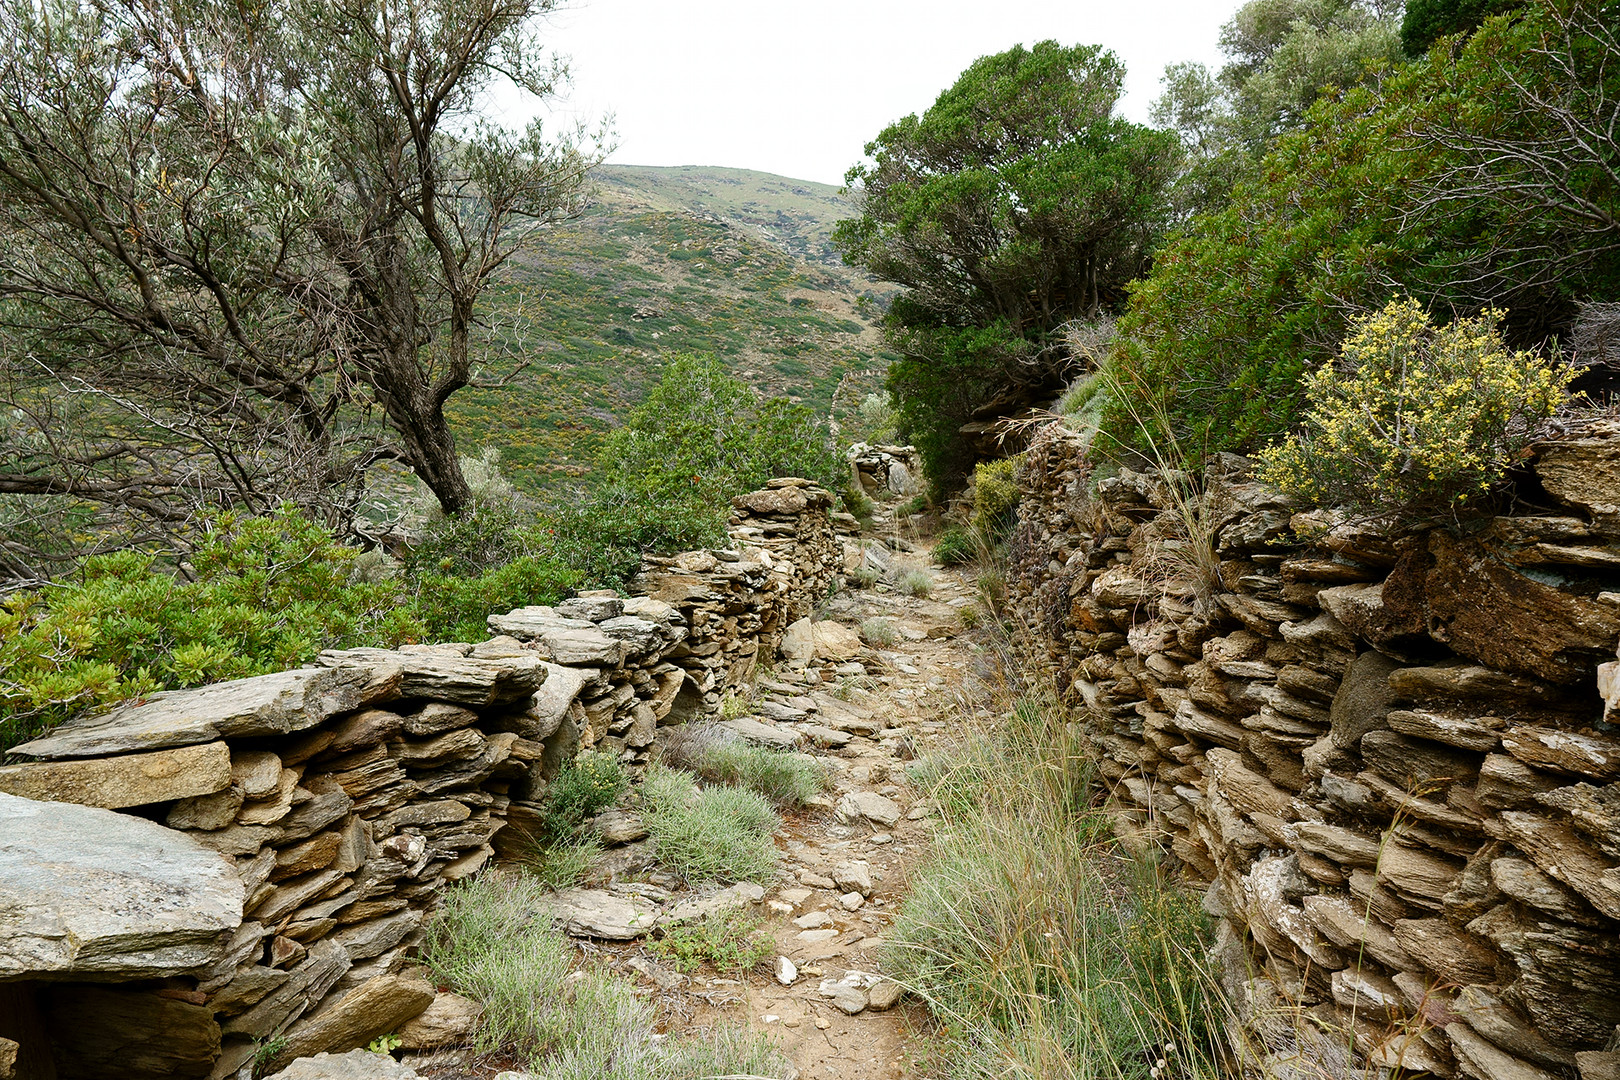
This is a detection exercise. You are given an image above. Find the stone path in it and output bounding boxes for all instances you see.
[415,524,976,1080]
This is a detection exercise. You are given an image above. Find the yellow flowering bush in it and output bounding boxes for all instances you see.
[1257,298,1570,523]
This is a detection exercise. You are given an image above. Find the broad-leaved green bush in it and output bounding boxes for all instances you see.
[594,354,839,546]
[0,508,408,749]
[1257,298,1570,523]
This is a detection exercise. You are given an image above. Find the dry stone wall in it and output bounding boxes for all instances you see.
[1008,422,1620,1080]
[0,480,839,1080]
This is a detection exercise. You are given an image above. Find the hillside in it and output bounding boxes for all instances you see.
[446,164,894,488]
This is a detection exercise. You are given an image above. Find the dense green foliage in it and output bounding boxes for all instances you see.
[1401,0,1522,55]
[1103,0,1620,456]
[0,511,407,749]
[836,41,1178,489]
[1257,298,1570,523]
[592,354,841,547]
[2,355,838,751]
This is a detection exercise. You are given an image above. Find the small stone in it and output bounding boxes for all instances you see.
[822,981,867,1015]
[591,809,648,846]
[867,980,903,1011]
[797,928,839,943]
[838,892,864,911]
[774,956,799,986]
[766,899,794,915]
[835,791,902,827]
[793,910,833,929]
[814,1017,831,1030]
[779,887,813,906]
[799,871,836,889]
[869,833,893,845]
[832,860,873,897]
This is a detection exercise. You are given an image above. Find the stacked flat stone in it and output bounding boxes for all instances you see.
[0,647,546,1079]
[0,479,845,1080]
[846,443,921,498]
[1007,421,1620,1080]
[637,478,838,715]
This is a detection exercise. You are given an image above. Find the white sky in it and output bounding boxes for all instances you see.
[521,1,1245,186]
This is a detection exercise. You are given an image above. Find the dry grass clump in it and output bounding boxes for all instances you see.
[419,870,786,1078]
[640,766,780,884]
[888,657,1229,1080]
[897,569,934,598]
[860,617,899,647]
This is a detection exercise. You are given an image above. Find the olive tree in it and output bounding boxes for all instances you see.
[0,0,599,548]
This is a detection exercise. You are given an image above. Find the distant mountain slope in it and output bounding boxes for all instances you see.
[593,164,858,268]
[446,165,893,489]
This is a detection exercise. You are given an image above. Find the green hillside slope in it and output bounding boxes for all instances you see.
[446,165,893,488]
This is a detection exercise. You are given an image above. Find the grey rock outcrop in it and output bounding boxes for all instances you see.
[0,792,243,979]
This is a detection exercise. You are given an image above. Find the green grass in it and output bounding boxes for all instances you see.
[420,871,787,1078]
[687,740,829,809]
[888,677,1229,1080]
[649,906,774,975]
[640,767,781,885]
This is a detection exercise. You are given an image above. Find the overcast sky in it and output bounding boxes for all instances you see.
[522,1,1246,186]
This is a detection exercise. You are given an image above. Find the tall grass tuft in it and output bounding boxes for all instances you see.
[888,660,1229,1080]
[420,870,787,1078]
[640,766,781,884]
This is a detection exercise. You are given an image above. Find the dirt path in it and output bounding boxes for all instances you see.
[417,522,975,1080]
[722,541,975,1080]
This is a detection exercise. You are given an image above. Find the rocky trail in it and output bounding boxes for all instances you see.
[413,525,979,1080]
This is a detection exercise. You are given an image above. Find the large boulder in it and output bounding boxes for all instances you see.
[0,793,243,979]
[11,664,401,759]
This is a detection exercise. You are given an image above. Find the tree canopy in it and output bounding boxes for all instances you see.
[0,0,600,562]
[834,41,1178,488]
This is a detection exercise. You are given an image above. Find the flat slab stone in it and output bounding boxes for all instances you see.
[318,649,541,707]
[0,792,243,979]
[263,1049,423,1080]
[718,717,804,750]
[487,607,629,666]
[0,740,230,808]
[13,665,401,759]
[835,791,902,827]
[538,888,660,940]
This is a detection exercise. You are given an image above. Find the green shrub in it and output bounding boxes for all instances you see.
[933,526,975,567]
[897,569,933,598]
[649,906,774,974]
[0,508,409,750]
[969,457,1021,538]
[640,767,780,885]
[596,354,840,537]
[848,565,881,589]
[1256,298,1570,525]
[859,618,899,647]
[691,741,828,809]
[533,751,629,845]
